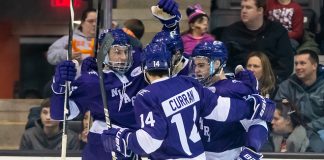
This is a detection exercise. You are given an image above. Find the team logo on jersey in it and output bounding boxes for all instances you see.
[231,80,240,83]
[137,89,150,96]
[130,66,142,77]
[88,70,98,76]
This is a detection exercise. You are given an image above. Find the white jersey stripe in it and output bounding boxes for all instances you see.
[204,96,230,122]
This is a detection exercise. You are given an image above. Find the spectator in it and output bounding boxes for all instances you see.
[79,111,90,149]
[20,98,80,150]
[181,3,214,56]
[47,8,97,67]
[221,0,294,83]
[269,100,324,152]
[122,18,145,49]
[266,0,304,49]
[275,49,324,141]
[246,51,276,98]
[25,106,42,130]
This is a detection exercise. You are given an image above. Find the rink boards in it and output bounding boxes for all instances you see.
[0,157,322,160]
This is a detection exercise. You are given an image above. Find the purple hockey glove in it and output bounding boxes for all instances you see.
[81,57,97,74]
[52,60,76,94]
[246,94,275,122]
[101,128,133,157]
[237,147,263,160]
[152,0,181,28]
[158,0,179,16]
[235,65,259,94]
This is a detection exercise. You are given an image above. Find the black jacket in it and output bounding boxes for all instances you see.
[221,20,294,83]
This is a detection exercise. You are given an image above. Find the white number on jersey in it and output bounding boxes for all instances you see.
[153,61,160,67]
[170,106,200,156]
[140,112,156,128]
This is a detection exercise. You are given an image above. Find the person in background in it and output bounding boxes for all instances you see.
[221,0,294,84]
[47,8,97,77]
[269,99,324,152]
[79,111,91,149]
[122,18,145,49]
[246,51,276,98]
[266,0,304,49]
[275,49,324,143]
[181,3,215,56]
[20,98,80,150]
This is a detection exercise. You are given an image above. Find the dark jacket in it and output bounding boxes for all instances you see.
[19,119,80,150]
[275,65,324,132]
[221,20,294,83]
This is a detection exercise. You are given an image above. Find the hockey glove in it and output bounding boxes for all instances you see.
[101,128,133,157]
[235,65,259,94]
[237,147,263,160]
[81,57,98,74]
[246,94,275,122]
[157,0,179,16]
[151,0,181,28]
[52,60,76,94]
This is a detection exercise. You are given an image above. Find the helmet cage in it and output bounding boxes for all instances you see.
[104,44,133,74]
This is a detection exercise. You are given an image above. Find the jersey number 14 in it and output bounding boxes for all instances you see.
[140,107,200,156]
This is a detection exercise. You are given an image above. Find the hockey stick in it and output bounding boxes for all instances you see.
[61,0,74,159]
[94,0,116,159]
[94,0,101,58]
[96,32,117,160]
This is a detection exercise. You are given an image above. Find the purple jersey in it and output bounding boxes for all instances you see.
[125,76,253,159]
[50,50,146,160]
[200,79,267,153]
[51,49,146,129]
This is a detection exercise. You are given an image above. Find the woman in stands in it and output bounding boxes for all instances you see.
[269,99,324,152]
[246,51,276,98]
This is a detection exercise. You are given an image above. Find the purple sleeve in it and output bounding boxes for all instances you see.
[213,79,255,98]
[50,75,99,120]
[50,94,65,120]
[245,125,268,151]
[200,86,253,122]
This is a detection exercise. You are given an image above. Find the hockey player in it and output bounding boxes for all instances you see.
[101,42,275,159]
[50,29,145,160]
[151,30,190,76]
[191,40,270,160]
[50,0,184,159]
[150,0,190,77]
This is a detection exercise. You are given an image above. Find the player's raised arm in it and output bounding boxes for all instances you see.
[50,60,77,120]
[152,0,181,31]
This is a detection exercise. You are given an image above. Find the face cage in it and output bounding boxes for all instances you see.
[105,45,133,74]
